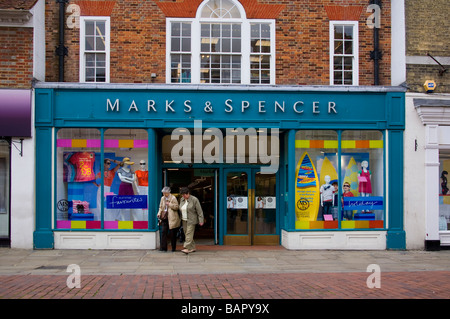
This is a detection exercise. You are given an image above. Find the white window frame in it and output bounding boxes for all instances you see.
[79,16,110,83]
[329,20,359,86]
[166,0,275,85]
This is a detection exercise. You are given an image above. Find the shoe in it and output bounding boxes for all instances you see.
[181,249,189,254]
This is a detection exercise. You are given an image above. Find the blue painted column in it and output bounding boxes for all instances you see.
[148,128,157,230]
[33,127,54,249]
[386,130,406,250]
[287,129,297,230]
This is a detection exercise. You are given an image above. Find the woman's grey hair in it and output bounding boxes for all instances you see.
[161,186,171,193]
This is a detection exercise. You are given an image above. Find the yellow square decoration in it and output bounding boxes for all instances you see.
[341,140,355,149]
[295,140,310,148]
[118,221,134,229]
[72,139,87,148]
[295,221,310,229]
[324,140,338,149]
[118,139,134,149]
[341,221,356,229]
[71,221,86,229]
[369,140,383,148]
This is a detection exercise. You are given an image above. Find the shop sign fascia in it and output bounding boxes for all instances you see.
[35,85,405,130]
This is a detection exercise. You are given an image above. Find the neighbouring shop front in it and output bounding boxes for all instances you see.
[34,83,405,250]
[0,89,32,247]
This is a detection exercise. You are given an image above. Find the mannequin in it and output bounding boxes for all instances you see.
[117,157,137,220]
[135,160,149,192]
[358,160,372,212]
[135,160,149,221]
[320,175,335,219]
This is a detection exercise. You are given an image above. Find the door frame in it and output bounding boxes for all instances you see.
[222,167,280,245]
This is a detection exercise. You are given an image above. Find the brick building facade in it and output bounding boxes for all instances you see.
[31,0,408,250]
[404,0,450,250]
[44,0,392,86]
[405,0,449,93]
[0,0,45,248]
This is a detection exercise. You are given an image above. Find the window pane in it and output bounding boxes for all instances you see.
[341,130,384,229]
[103,129,149,228]
[334,25,343,39]
[171,37,180,51]
[171,22,180,36]
[86,21,94,36]
[182,23,191,37]
[334,56,342,70]
[334,71,343,85]
[182,38,191,51]
[334,40,343,54]
[232,38,241,53]
[96,37,105,51]
[56,129,101,229]
[226,172,248,234]
[344,40,353,54]
[344,26,353,39]
[295,131,339,230]
[85,36,94,51]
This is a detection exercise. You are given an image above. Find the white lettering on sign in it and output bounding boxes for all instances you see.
[106,98,338,114]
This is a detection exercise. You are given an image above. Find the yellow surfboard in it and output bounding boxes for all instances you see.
[295,152,320,221]
[319,156,338,186]
[344,156,359,196]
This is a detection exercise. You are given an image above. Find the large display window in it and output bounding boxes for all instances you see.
[439,150,450,231]
[56,128,149,230]
[295,130,385,230]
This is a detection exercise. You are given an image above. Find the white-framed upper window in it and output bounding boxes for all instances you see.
[329,21,358,85]
[167,0,275,85]
[80,16,110,83]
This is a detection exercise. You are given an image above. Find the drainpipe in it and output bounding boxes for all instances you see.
[369,0,382,85]
[55,0,68,82]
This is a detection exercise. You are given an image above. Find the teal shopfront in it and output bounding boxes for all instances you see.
[34,83,405,250]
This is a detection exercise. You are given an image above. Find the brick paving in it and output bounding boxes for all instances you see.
[1,271,449,299]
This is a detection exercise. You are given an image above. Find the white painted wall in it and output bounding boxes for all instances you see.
[391,0,406,86]
[404,93,427,249]
[405,93,450,249]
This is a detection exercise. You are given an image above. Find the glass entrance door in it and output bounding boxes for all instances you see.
[224,168,279,245]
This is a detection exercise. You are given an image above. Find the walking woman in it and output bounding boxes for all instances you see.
[179,187,204,254]
[157,186,180,252]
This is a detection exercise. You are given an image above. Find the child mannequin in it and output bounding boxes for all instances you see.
[320,175,334,220]
[358,160,372,212]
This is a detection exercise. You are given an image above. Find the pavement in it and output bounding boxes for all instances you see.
[1,245,450,304]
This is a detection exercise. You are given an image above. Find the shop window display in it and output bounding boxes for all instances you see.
[295,130,385,230]
[439,151,450,231]
[56,128,149,230]
[295,130,338,229]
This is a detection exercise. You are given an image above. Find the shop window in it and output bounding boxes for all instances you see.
[167,0,275,84]
[439,150,450,231]
[80,16,110,83]
[295,130,339,230]
[330,21,358,85]
[56,129,102,229]
[340,130,384,229]
[56,128,149,230]
[295,130,385,230]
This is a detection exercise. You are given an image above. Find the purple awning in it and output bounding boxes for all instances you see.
[0,89,32,137]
